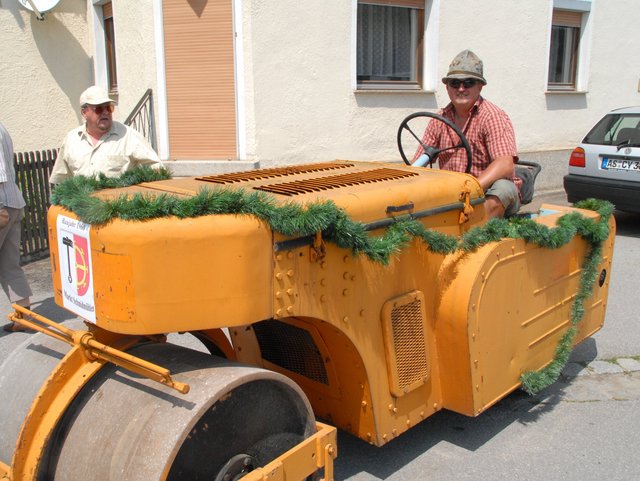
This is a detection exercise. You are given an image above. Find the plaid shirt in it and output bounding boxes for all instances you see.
[414,97,521,191]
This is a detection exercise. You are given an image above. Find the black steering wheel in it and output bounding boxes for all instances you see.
[397,111,473,174]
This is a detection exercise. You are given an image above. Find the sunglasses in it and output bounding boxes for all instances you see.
[447,78,478,89]
[85,104,114,115]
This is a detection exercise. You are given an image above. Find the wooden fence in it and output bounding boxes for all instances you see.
[13,149,58,262]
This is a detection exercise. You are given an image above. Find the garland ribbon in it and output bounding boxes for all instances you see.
[51,167,614,394]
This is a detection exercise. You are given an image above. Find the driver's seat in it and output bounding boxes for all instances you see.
[515,160,542,206]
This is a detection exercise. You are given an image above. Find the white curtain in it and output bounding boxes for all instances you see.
[357,4,417,82]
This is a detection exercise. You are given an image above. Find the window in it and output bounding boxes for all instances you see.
[103,2,118,94]
[548,10,582,90]
[357,1,424,90]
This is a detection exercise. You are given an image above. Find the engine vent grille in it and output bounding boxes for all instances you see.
[381,291,430,397]
[254,319,329,385]
[196,162,354,184]
[255,168,418,196]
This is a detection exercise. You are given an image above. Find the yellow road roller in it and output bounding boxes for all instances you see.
[0,134,615,479]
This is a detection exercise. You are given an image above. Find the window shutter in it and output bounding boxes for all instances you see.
[552,10,582,27]
[358,1,425,10]
[102,2,112,19]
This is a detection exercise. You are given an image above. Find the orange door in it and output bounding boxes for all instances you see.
[163,0,237,159]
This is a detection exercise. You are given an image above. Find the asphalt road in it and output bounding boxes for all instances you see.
[1,190,639,480]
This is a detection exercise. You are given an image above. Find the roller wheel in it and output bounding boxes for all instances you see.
[2,339,315,480]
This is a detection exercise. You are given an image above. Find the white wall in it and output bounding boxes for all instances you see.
[242,0,640,169]
[105,0,159,124]
[0,0,92,151]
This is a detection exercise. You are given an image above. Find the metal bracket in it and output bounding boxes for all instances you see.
[310,231,326,261]
[459,181,474,224]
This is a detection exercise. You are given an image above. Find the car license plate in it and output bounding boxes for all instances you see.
[601,158,640,171]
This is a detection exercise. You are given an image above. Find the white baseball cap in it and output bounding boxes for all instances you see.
[79,86,116,106]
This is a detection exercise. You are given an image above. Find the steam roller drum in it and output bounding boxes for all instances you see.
[0,320,86,464]
[39,342,316,481]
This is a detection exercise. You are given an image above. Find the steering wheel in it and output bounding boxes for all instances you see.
[397,112,473,174]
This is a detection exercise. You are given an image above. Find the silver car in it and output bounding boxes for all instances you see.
[564,106,640,213]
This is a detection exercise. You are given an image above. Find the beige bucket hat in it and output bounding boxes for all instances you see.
[442,50,487,85]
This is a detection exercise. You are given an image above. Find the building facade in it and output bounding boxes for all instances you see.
[1,0,638,189]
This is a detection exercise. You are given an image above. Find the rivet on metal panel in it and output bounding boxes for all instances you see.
[287,251,294,259]
[392,429,397,436]
[382,433,388,440]
[406,419,411,426]
[472,303,476,311]
[366,433,372,440]
[320,295,326,302]
[388,404,394,411]
[287,269,294,277]
[321,261,327,269]
[351,274,356,281]
[474,359,478,366]
[343,289,349,296]
[343,255,350,263]
[421,411,426,417]
[343,272,350,280]
[496,251,500,258]
[320,278,326,286]
[481,272,486,282]
[343,316,349,323]
[275,272,283,280]
[361,400,367,408]
[475,384,480,391]
[276,254,283,261]
[276,309,283,317]
[275,291,282,299]
[287,306,294,314]
[359,309,366,317]
[100,244,105,252]
[286,288,294,296]
[472,333,476,340]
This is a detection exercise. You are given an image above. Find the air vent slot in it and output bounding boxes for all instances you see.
[196,162,354,184]
[254,319,329,385]
[381,291,430,397]
[256,168,418,196]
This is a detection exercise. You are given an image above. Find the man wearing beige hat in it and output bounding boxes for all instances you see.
[413,50,520,218]
[50,85,162,184]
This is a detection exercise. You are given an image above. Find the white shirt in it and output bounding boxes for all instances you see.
[49,121,162,184]
[0,122,26,210]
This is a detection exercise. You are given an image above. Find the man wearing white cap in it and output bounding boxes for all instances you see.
[50,86,162,184]
[413,50,520,218]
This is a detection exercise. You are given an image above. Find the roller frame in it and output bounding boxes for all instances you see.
[0,307,337,481]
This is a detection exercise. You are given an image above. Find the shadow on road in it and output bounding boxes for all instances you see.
[334,377,575,480]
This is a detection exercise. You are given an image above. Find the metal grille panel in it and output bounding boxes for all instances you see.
[255,168,418,196]
[196,162,354,184]
[390,300,430,390]
[381,291,430,396]
[254,320,329,385]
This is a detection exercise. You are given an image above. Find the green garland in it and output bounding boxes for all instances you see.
[51,167,613,394]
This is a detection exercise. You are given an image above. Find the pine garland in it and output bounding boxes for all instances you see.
[51,167,614,394]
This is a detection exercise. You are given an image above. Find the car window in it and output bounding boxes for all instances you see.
[583,113,640,145]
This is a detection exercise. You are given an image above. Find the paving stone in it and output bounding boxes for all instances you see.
[587,360,625,374]
[616,358,640,372]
